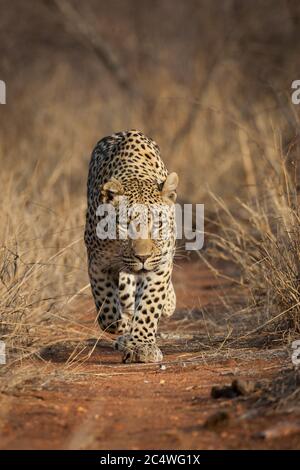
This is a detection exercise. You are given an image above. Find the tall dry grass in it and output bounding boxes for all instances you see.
[0,136,93,390]
[204,117,300,337]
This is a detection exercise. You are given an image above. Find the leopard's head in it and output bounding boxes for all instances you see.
[100,173,179,273]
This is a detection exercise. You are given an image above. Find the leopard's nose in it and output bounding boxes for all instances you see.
[135,254,151,263]
[132,238,153,263]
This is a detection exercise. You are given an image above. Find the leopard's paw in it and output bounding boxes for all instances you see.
[115,335,163,363]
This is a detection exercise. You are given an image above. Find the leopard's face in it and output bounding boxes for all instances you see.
[120,206,174,274]
[100,176,178,274]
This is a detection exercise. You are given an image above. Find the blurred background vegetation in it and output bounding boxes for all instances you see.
[1,0,300,203]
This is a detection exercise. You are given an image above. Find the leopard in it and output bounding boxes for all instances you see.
[84,130,179,363]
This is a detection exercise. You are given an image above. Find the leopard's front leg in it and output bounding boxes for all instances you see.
[87,251,130,335]
[115,266,173,363]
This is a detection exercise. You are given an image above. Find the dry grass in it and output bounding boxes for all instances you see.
[204,123,300,337]
[0,141,93,389]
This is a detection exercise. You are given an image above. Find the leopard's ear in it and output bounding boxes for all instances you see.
[161,172,179,205]
[100,178,124,204]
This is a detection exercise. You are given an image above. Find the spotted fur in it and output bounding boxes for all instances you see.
[84,130,178,363]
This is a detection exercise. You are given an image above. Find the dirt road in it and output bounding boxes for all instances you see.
[0,261,299,450]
